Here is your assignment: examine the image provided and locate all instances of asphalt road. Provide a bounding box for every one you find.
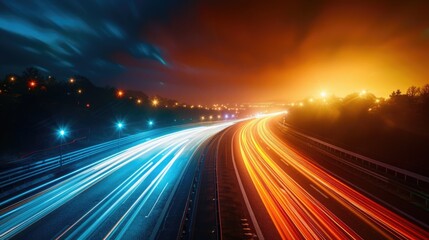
[3,115,429,239]
[0,122,234,239]
[212,114,429,239]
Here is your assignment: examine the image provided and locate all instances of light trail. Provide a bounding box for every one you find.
[235,116,429,239]
[0,122,234,239]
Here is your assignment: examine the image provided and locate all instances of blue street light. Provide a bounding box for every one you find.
[57,128,67,167]
[115,121,125,150]
[59,130,65,137]
[58,128,67,137]
[148,120,154,127]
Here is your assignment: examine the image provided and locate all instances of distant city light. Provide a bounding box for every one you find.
[137,99,142,104]
[209,115,213,120]
[320,91,327,98]
[360,90,367,96]
[309,98,314,102]
[78,89,82,94]
[201,116,205,120]
[225,114,229,119]
[217,115,221,119]
[69,78,75,83]
[28,80,36,88]
[10,76,15,81]
[117,90,124,98]
[152,99,159,107]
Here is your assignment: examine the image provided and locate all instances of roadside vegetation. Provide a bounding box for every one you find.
[284,85,429,174]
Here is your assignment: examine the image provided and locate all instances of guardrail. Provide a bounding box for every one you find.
[279,122,429,209]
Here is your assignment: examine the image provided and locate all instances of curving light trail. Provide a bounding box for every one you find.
[235,116,429,239]
[0,122,233,239]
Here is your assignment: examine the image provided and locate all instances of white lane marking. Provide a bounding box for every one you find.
[54,161,154,240]
[309,184,329,199]
[231,131,265,240]
[145,183,169,218]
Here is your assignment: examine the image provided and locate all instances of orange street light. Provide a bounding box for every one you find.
[117,90,124,98]
[152,99,159,107]
[28,80,37,88]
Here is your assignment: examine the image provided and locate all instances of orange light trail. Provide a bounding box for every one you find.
[235,116,429,239]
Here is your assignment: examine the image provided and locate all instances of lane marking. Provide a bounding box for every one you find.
[309,184,329,199]
[145,183,169,218]
[231,131,265,240]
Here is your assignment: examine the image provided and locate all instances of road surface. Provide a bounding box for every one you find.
[0,122,234,239]
[211,114,429,239]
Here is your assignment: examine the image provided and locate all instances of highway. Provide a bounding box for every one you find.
[212,115,429,239]
[0,122,234,239]
[2,115,429,239]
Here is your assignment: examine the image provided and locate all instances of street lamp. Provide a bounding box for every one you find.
[152,99,159,107]
[115,121,124,149]
[116,121,124,137]
[116,90,125,98]
[148,120,154,127]
[57,128,67,167]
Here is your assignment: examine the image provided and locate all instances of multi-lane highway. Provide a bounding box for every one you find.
[211,114,429,239]
[0,122,234,239]
[2,115,429,239]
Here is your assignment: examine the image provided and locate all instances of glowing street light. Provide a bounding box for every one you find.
[117,90,124,98]
[115,121,125,149]
[28,80,37,88]
[59,129,66,137]
[148,120,154,127]
[116,122,124,130]
[320,91,327,98]
[201,116,205,121]
[57,128,68,167]
[152,99,159,107]
[69,78,75,83]
[10,76,15,82]
[137,99,142,104]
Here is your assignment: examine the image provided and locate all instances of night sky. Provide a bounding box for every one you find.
[1,0,429,104]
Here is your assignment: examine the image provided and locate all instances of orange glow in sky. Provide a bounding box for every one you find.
[133,1,429,104]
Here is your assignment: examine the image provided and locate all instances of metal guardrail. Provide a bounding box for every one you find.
[281,123,429,185]
[279,122,429,209]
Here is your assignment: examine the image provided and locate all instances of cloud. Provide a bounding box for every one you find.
[0,0,177,82]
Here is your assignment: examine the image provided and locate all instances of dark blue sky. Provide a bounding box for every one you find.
[0,1,185,89]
